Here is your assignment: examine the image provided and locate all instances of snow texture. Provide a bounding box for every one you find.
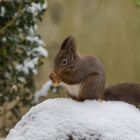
[34,80,52,103]
[6,98,140,140]
[16,36,48,74]
[0,6,6,17]
[16,58,39,74]
[26,2,47,16]
[16,35,48,75]
[15,1,48,75]
[34,81,63,103]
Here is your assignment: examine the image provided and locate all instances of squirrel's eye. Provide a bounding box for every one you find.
[62,58,67,65]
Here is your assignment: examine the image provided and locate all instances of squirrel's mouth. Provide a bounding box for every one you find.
[51,66,75,85]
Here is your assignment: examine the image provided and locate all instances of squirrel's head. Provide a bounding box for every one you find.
[54,36,78,75]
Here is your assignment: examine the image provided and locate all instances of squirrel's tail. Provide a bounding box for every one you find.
[103,83,140,108]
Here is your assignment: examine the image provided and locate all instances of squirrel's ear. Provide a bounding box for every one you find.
[61,36,76,51]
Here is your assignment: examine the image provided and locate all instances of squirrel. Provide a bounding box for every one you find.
[49,36,140,108]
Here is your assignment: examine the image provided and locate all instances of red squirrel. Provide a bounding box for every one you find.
[49,36,140,108]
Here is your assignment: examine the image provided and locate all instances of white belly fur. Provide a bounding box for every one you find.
[62,83,81,97]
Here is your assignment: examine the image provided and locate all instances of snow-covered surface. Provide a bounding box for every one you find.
[6,99,140,140]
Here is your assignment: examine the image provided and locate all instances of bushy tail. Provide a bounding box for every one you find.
[103,83,140,108]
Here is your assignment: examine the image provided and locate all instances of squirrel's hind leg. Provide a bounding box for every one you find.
[79,74,105,101]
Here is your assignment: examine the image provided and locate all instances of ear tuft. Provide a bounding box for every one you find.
[61,36,76,50]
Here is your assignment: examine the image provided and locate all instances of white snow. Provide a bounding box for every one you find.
[0,6,6,17]
[16,58,39,74]
[34,81,63,103]
[33,46,48,57]
[18,77,26,84]
[26,36,45,46]
[6,98,140,140]
[26,1,47,16]
[26,36,48,57]
[13,1,48,75]
[15,36,48,74]
[2,37,7,42]
[34,80,52,103]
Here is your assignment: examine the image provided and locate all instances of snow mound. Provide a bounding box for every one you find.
[6,99,140,140]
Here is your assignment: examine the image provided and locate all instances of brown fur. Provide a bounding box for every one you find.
[104,83,140,108]
[51,36,140,108]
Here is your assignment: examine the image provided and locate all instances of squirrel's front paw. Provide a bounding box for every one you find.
[98,98,104,103]
[49,72,61,87]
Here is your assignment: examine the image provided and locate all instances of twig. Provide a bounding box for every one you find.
[0,0,24,35]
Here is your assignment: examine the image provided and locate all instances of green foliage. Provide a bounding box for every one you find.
[0,0,47,133]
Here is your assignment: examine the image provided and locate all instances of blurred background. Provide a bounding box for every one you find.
[37,0,140,87]
[0,0,140,138]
